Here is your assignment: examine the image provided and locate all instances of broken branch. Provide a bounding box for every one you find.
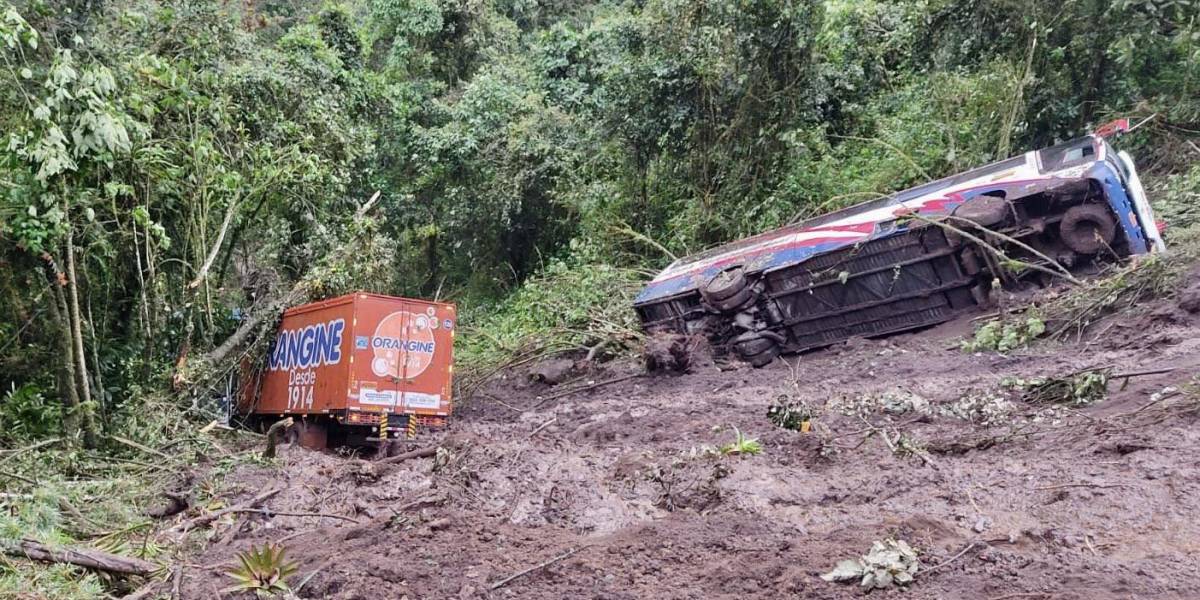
[922,541,978,575]
[2,539,157,576]
[528,417,557,439]
[226,508,361,524]
[490,545,588,590]
[528,374,643,410]
[262,417,294,459]
[170,487,282,534]
[108,435,174,462]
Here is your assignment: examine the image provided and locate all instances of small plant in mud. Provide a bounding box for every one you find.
[961,315,1045,354]
[719,428,763,456]
[821,538,921,589]
[1004,368,1110,406]
[767,397,814,431]
[225,542,299,598]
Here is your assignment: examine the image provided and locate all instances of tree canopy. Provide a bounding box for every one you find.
[1,0,1198,447]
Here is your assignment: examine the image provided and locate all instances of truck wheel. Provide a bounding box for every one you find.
[1060,203,1116,254]
[701,267,747,302]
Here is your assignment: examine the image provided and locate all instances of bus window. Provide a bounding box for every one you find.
[1038,138,1097,173]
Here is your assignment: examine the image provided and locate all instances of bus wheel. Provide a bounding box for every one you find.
[1060,204,1116,254]
[953,194,1011,228]
[733,332,779,367]
[701,267,747,303]
[709,285,757,313]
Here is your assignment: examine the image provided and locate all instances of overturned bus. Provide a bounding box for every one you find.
[634,132,1166,366]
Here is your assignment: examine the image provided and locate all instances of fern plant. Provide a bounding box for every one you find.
[224,543,298,598]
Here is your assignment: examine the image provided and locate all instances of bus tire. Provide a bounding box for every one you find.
[734,336,774,357]
[746,345,780,368]
[953,194,1010,228]
[1060,203,1116,254]
[709,285,756,313]
[701,267,747,302]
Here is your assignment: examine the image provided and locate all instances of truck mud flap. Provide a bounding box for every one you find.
[763,226,978,352]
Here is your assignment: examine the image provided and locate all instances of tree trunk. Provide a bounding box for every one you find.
[44,258,81,441]
[424,229,440,297]
[64,222,99,449]
[200,287,306,369]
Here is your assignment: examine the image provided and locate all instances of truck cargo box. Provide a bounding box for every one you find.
[237,292,456,448]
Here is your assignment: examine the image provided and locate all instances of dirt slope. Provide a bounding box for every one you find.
[176,279,1200,600]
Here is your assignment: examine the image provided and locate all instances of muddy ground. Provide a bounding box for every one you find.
[169,278,1200,600]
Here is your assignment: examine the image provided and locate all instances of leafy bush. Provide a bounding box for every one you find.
[1150,164,1200,231]
[456,256,644,378]
[767,397,814,431]
[1005,370,1110,407]
[961,316,1046,354]
[0,383,60,441]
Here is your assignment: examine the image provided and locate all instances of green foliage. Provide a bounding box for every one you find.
[0,0,1195,595]
[0,564,105,600]
[0,444,169,599]
[1005,369,1111,407]
[962,315,1046,354]
[0,383,60,440]
[1150,163,1200,230]
[456,254,643,377]
[225,542,299,597]
[6,0,1196,440]
[718,427,763,456]
[1041,251,1187,342]
[767,396,813,431]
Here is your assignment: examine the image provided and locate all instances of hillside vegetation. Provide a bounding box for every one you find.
[1,0,1199,595]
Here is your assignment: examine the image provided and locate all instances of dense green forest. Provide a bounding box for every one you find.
[2,0,1199,595]
[2,0,1199,474]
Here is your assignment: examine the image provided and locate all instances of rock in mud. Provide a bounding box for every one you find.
[1178,282,1200,313]
[531,358,577,385]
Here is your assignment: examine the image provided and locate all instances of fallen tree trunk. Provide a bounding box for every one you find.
[194,289,306,378]
[2,539,157,576]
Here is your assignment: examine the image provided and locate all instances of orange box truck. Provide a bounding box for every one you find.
[237,292,456,449]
